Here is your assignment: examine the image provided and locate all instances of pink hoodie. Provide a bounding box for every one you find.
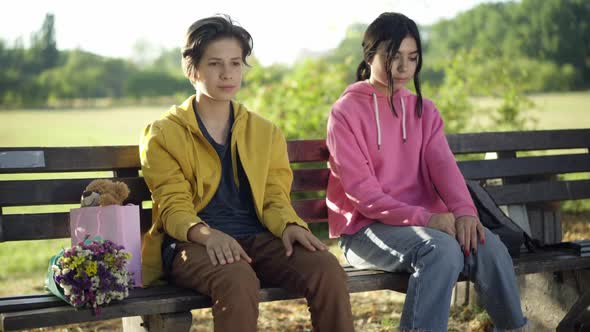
[326,81,477,238]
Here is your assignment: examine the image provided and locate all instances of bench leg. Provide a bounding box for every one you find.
[556,290,590,332]
[122,313,193,332]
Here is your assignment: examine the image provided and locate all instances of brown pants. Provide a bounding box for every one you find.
[170,232,354,332]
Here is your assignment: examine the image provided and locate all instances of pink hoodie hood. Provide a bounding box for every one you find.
[326,81,476,238]
[341,81,413,147]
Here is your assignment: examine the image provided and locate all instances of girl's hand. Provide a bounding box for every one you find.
[281,224,327,256]
[427,213,456,236]
[455,215,485,256]
[188,224,252,266]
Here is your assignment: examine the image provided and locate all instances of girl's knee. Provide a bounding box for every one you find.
[478,230,512,263]
[417,236,463,272]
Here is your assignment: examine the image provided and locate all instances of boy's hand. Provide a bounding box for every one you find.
[188,224,252,266]
[427,212,456,236]
[281,224,327,256]
[455,215,485,256]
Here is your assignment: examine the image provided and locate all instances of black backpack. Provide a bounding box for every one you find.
[465,180,539,258]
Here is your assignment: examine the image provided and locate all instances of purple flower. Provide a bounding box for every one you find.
[50,238,133,315]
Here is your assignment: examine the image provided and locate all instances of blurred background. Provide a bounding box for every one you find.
[0,0,588,145]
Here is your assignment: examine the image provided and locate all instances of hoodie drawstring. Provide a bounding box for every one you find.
[372,93,382,150]
[372,92,408,149]
[401,97,407,142]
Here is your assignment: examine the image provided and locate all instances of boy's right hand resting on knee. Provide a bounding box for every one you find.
[188,224,252,266]
[427,213,456,236]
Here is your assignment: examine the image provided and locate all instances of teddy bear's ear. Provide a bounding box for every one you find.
[99,193,119,207]
[85,179,110,193]
[84,179,99,192]
[114,182,130,202]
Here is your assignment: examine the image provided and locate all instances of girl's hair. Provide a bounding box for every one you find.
[181,14,253,83]
[356,12,423,117]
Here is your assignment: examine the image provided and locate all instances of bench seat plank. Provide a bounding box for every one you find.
[0,269,407,331]
[3,250,590,330]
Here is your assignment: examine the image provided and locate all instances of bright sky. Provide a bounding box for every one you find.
[1,0,501,66]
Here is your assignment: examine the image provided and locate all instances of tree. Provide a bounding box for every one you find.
[239,58,348,140]
[518,0,590,85]
[30,13,59,71]
[424,49,536,133]
[325,23,366,83]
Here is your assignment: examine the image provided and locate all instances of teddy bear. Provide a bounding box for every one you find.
[80,179,130,207]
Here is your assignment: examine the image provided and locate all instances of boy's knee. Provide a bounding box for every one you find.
[306,251,348,288]
[216,262,260,295]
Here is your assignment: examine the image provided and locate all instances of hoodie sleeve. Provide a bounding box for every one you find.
[327,109,432,226]
[424,109,477,219]
[140,122,204,242]
[261,126,310,237]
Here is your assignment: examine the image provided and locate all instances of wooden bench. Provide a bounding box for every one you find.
[1,129,590,331]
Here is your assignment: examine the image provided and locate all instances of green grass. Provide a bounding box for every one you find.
[0,91,587,148]
[527,91,590,129]
[0,239,70,296]
[0,105,165,146]
[474,90,590,130]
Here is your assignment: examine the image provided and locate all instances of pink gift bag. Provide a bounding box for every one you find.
[69,205,143,287]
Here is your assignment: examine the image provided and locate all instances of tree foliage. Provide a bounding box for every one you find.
[426,0,589,87]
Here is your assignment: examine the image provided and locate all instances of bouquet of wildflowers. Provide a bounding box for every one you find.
[45,236,134,314]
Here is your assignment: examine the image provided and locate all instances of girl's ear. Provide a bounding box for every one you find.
[366,53,376,66]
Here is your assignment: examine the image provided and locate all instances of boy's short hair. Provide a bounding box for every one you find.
[182,14,253,83]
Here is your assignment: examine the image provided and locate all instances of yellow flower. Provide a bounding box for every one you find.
[60,257,71,267]
[70,255,85,269]
[85,261,98,277]
[104,254,115,268]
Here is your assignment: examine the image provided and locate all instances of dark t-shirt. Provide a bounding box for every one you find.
[162,105,268,273]
[194,106,267,237]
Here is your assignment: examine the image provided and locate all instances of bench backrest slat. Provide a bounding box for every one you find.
[292,169,330,192]
[2,130,587,174]
[487,179,590,205]
[1,129,589,243]
[447,129,590,154]
[286,140,329,163]
[1,209,154,242]
[291,199,328,223]
[2,213,69,241]
[458,154,590,180]
[2,152,588,207]
[0,178,150,206]
[3,178,588,242]
[0,146,139,173]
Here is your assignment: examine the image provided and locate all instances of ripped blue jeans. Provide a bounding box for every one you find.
[340,223,528,332]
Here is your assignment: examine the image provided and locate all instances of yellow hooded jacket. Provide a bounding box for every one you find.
[139,95,309,286]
